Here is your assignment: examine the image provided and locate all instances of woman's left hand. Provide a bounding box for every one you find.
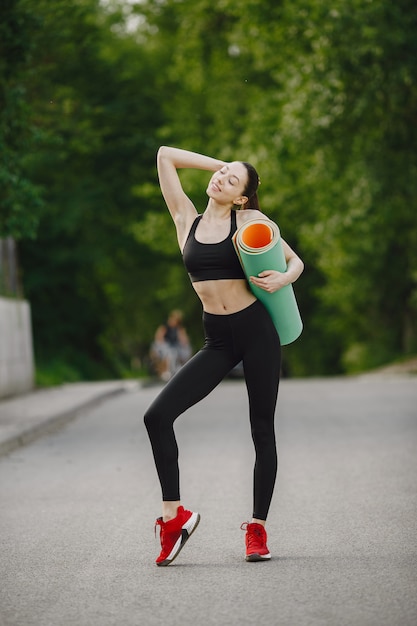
[249,270,290,293]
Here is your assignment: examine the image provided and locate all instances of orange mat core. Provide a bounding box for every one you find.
[241,223,272,248]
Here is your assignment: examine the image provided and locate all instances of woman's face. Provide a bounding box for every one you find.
[206,162,248,206]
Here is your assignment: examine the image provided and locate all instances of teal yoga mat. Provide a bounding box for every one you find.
[233,219,303,345]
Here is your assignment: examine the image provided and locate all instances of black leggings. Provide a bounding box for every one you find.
[144,299,281,520]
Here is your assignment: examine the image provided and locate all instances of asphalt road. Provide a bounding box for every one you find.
[1,377,416,626]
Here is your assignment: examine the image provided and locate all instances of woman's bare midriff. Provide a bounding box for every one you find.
[192,278,257,314]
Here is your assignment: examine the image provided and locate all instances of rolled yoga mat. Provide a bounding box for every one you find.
[233,219,303,345]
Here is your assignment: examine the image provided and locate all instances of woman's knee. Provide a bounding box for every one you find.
[144,404,161,436]
[144,400,176,438]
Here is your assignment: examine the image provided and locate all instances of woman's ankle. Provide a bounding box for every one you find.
[251,517,266,527]
[162,500,181,522]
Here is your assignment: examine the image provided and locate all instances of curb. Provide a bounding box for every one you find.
[0,383,139,458]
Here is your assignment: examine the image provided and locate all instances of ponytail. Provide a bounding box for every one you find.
[241,162,261,211]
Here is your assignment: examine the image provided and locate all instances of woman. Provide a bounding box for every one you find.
[144,146,304,566]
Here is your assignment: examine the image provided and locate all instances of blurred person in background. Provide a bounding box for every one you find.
[150,310,192,382]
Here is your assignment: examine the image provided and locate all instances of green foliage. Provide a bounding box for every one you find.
[15,0,168,376]
[0,0,44,238]
[35,358,85,388]
[143,0,417,374]
[5,0,417,379]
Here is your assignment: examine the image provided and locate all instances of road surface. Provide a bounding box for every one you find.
[1,376,416,626]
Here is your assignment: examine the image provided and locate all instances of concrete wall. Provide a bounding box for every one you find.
[0,297,34,398]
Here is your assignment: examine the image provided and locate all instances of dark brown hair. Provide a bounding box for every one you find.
[241,162,260,210]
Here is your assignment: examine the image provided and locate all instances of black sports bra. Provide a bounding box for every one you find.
[182,211,246,283]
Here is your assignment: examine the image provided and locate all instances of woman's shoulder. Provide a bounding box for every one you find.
[236,209,271,226]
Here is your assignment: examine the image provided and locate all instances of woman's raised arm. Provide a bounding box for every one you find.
[157,146,226,223]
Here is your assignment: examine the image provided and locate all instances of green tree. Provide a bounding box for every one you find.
[272,0,417,370]
[17,0,170,379]
[0,0,43,239]
[10,0,417,380]
[139,0,417,374]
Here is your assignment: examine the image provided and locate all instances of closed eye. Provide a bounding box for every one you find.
[219,165,239,185]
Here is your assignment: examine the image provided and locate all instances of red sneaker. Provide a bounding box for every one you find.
[155,506,200,566]
[241,522,271,561]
